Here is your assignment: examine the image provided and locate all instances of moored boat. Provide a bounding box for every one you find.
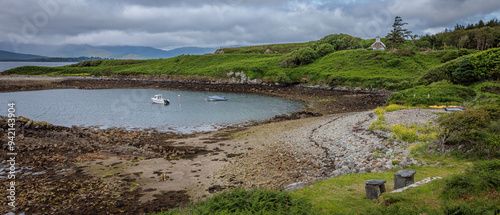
[151,94,170,105]
[208,96,227,101]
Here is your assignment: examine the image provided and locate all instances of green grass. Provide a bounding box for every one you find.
[388,81,477,106]
[219,41,315,54]
[3,49,451,90]
[292,158,470,215]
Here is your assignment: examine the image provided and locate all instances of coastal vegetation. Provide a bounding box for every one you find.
[2,18,500,215]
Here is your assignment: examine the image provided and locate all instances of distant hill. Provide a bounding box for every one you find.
[0,50,47,60]
[0,42,217,59]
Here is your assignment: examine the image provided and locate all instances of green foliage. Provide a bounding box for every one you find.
[295,47,319,65]
[394,47,415,57]
[280,47,319,68]
[219,41,315,54]
[385,58,401,67]
[72,59,103,67]
[312,33,361,51]
[386,16,412,49]
[421,48,500,86]
[452,57,482,85]
[441,50,459,62]
[316,43,335,56]
[391,124,419,143]
[384,104,408,112]
[439,109,490,135]
[468,47,500,80]
[275,72,291,84]
[157,188,316,215]
[388,81,476,106]
[369,108,386,130]
[480,82,500,94]
[442,160,500,199]
[437,106,500,159]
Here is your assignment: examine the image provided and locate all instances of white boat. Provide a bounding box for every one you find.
[151,94,170,105]
[208,96,227,101]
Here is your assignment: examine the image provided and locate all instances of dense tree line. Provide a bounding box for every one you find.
[416,19,500,50]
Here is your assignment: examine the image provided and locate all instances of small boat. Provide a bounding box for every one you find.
[443,107,466,112]
[208,96,227,101]
[151,94,170,105]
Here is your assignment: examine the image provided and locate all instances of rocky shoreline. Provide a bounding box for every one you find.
[0,75,397,214]
[221,109,444,191]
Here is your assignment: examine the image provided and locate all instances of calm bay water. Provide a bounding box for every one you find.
[0,89,303,133]
[0,61,75,72]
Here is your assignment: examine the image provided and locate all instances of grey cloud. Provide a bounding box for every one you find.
[0,0,499,49]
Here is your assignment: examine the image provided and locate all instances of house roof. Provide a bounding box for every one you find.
[371,36,386,48]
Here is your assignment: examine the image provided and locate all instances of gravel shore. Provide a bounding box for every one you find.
[222,108,444,190]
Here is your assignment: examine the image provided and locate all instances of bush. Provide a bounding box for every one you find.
[280,47,318,67]
[441,50,459,62]
[160,188,316,215]
[391,124,418,143]
[388,81,476,106]
[394,47,415,57]
[468,47,500,81]
[385,104,407,112]
[421,48,500,86]
[438,106,500,159]
[439,109,491,134]
[326,75,343,86]
[316,43,335,56]
[452,57,482,85]
[385,58,401,67]
[442,160,500,199]
[275,72,291,84]
[313,33,362,51]
[75,59,102,67]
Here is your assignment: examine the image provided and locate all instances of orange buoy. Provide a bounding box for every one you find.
[149,101,151,103]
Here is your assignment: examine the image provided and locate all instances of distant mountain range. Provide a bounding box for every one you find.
[0,42,218,60]
[0,50,47,60]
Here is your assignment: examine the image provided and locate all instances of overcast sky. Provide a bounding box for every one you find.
[1,0,500,50]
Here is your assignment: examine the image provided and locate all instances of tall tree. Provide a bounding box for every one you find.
[386,16,412,50]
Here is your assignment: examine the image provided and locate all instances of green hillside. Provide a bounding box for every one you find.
[3,32,500,106]
[2,48,450,90]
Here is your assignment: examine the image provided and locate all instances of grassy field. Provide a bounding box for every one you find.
[3,48,451,90]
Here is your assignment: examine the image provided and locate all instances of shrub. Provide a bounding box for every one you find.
[76,59,102,67]
[275,72,291,84]
[442,160,500,199]
[439,109,490,134]
[388,81,476,106]
[437,106,500,159]
[326,75,343,86]
[452,57,482,85]
[468,47,500,81]
[280,55,299,68]
[161,188,316,215]
[421,48,500,85]
[394,47,415,57]
[313,33,362,51]
[384,104,407,112]
[295,47,319,65]
[385,58,401,67]
[391,124,418,143]
[441,50,459,62]
[280,47,318,67]
[316,43,335,56]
